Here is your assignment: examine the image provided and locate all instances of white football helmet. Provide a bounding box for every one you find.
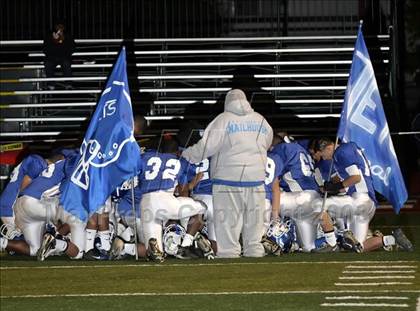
[163,224,186,256]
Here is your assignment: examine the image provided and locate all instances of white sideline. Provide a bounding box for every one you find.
[321,303,409,308]
[339,276,415,280]
[325,296,409,300]
[335,282,413,286]
[342,270,417,274]
[345,265,418,269]
[1,290,419,300]
[1,260,419,270]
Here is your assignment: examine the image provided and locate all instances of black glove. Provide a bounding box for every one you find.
[324,181,344,195]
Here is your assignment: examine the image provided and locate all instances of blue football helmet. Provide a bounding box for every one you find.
[264,218,297,254]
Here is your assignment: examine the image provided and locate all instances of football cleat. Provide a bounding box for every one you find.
[37,233,56,261]
[175,246,200,260]
[146,238,165,263]
[84,248,110,260]
[194,232,215,260]
[341,230,363,253]
[392,228,414,252]
[109,236,126,260]
[311,242,339,253]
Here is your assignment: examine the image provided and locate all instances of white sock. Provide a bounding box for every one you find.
[324,231,337,247]
[383,235,396,246]
[124,243,135,256]
[0,237,8,251]
[181,233,194,247]
[85,229,97,251]
[98,230,111,251]
[54,238,68,254]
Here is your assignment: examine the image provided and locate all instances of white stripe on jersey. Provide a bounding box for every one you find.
[283,171,303,192]
[345,164,369,193]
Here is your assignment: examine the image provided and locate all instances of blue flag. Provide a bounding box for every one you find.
[60,47,142,221]
[337,25,407,213]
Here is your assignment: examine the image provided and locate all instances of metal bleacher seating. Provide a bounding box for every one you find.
[0,35,391,143]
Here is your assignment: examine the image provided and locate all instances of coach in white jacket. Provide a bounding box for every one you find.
[182,89,273,257]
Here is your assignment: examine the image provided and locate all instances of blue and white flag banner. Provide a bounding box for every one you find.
[60,47,142,221]
[337,25,408,213]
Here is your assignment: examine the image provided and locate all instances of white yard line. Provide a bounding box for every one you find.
[335,282,413,286]
[339,276,415,280]
[342,270,416,274]
[1,290,420,299]
[325,296,409,300]
[321,302,409,308]
[1,260,418,270]
[345,265,418,269]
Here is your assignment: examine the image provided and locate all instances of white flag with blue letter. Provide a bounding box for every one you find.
[60,47,142,221]
[338,25,407,213]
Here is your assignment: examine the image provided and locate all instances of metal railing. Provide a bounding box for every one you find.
[1,0,392,40]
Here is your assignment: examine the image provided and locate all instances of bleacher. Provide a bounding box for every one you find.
[0,35,391,143]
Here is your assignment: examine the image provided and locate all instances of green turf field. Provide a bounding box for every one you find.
[1,212,419,311]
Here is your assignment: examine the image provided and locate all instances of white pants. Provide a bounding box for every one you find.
[264,199,272,231]
[14,195,85,258]
[141,191,205,251]
[279,190,321,252]
[193,194,216,241]
[14,196,54,256]
[322,193,375,243]
[212,184,266,258]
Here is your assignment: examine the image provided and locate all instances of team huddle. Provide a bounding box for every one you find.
[0,90,414,262]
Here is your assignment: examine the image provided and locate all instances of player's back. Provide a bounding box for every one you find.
[187,158,212,195]
[21,159,67,200]
[272,142,318,192]
[334,142,376,202]
[0,154,47,212]
[139,151,186,194]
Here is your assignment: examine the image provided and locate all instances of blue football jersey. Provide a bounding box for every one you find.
[0,154,47,217]
[21,159,67,200]
[139,151,188,194]
[333,142,377,203]
[182,158,213,195]
[271,142,319,192]
[264,152,284,201]
[116,176,142,218]
[118,187,142,218]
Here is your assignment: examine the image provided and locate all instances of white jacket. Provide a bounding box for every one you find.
[182,89,273,186]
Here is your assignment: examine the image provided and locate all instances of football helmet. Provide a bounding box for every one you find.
[262,218,296,255]
[163,223,186,256]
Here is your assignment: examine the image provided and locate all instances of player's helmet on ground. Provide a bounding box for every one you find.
[263,218,297,255]
[163,223,186,256]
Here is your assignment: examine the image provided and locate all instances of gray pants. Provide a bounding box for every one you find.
[212,184,265,258]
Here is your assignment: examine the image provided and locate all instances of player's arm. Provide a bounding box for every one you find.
[271,177,280,221]
[178,172,204,197]
[324,166,361,193]
[20,175,32,190]
[182,117,224,163]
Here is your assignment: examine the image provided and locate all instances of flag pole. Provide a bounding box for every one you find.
[130,177,139,261]
[320,136,339,213]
